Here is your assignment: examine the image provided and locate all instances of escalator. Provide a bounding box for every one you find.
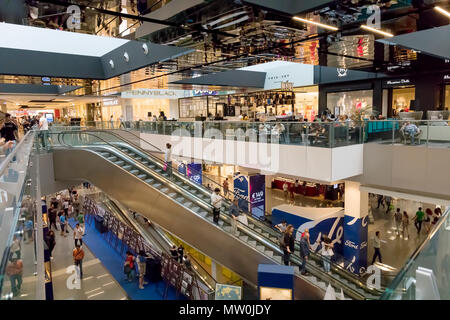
[50,129,381,300]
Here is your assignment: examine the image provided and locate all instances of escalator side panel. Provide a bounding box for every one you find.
[53,149,275,286]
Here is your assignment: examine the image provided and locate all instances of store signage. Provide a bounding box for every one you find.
[337,68,348,77]
[384,78,411,87]
[121,89,188,99]
[66,5,81,30]
[280,81,293,90]
[444,74,450,81]
[192,90,218,96]
[103,98,119,106]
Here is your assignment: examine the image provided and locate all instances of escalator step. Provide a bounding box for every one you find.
[256,245,265,252]
[218,220,224,227]
[265,251,274,257]
[248,240,256,247]
[149,165,156,169]
[135,157,143,161]
[100,152,110,157]
[123,165,132,170]
[270,237,278,242]
[239,235,248,242]
[273,255,282,264]
[142,161,149,165]
[198,211,208,218]
[145,178,154,184]
[114,160,125,166]
[175,197,185,203]
[183,201,193,208]
[130,169,139,175]
[317,281,327,290]
[255,228,262,233]
[175,181,182,186]
[138,174,146,179]
[168,193,177,198]
[107,156,117,161]
[160,187,169,193]
[153,183,162,189]
[262,232,269,238]
[191,206,200,213]
[249,223,254,229]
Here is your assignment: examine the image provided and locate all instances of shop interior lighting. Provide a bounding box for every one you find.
[434,6,450,18]
[292,16,338,31]
[360,24,393,37]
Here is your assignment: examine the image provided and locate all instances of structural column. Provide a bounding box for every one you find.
[343,181,369,275]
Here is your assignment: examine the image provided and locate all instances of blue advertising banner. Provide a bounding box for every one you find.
[272,206,344,256]
[233,174,249,212]
[177,163,186,176]
[249,174,265,218]
[343,215,368,275]
[187,163,202,185]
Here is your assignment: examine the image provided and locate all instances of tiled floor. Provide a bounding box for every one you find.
[48,224,128,300]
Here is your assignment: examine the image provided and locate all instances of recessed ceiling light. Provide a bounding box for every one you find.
[360,25,393,37]
[292,16,338,31]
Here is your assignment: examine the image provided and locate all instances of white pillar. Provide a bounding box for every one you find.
[343,181,369,275]
[169,99,179,120]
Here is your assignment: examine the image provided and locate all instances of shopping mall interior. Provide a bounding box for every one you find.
[0,0,449,304]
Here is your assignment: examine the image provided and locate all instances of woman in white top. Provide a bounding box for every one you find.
[164,143,173,179]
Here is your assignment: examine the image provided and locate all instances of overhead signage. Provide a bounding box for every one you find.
[102,98,119,106]
[383,78,413,87]
[337,68,348,77]
[121,89,235,99]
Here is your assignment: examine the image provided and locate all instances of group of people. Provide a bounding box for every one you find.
[45,187,86,279]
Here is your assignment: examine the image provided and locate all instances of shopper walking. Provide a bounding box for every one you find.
[321,235,334,274]
[282,182,289,201]
[385,196,392,214]
[124,251,136,282]
[210,188,222,225]
[414,207,425,234]
[136,250,148,290]
[371,231,383,264]
[376,195,384,209]
[170,245,178,261]
[10,235,21,260]
[176,245,184,264]
[229,198,240,236]
[73,244,85,279]
[394,208,403,236]
[38,112,49,149]
[59,213,68,237]
[424,208,433,233]
[6,255,23,297]
[77,211,85,235]
[45,230,56,260]
[222,178,229,198]
[402,211,410,239]
[0,113,18,152]
[109,115,114,129]
[164,143,173,179]
[281,225,295,266]
[48,204,58,231]
[299,229,311,275]
[74,223,83,247]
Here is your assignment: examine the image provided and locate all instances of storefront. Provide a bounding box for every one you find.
[203,163,237,186]
[443,74,450,110]
[178,94,228,120]
[326,89,373,117]
[293,85,318,121]
[381,78,415,117]
[101,98,122,122]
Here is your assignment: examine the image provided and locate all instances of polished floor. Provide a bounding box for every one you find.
[49,223,128,300]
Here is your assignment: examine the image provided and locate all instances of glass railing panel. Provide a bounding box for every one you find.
[381,207,449,300]
[0,132,38,300]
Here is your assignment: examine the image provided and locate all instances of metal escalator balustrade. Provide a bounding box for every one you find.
[50,130,370,299]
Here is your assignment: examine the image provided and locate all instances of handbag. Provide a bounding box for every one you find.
[124,264,131,274]
[163,163,167,171]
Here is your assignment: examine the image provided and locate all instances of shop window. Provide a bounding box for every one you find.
[392,87,415,114]
[445,85,450,110]
[326,90,373,116]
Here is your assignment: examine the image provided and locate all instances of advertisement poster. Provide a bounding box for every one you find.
[215,284,242,300]
[178,163,186,176]
[233,174,249,212]
[343,215,368,275]
[187,163,202,185]
[249,174,265,218]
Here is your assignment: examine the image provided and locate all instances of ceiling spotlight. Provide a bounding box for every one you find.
[109,59,114,69]
[123,52,129,62]
[435,6,450,18]
[360,25,393,37]
[292,16,338,31]
[142,43,149,55]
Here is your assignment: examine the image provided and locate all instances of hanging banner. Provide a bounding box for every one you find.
[233,174,249,212]
[249,174,265,218]
[187,163,202,185]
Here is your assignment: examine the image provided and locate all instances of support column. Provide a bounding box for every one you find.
[343,181,369,275]
[169,99,179,120]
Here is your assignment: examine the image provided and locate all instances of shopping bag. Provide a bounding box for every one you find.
[163,163,167,171]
